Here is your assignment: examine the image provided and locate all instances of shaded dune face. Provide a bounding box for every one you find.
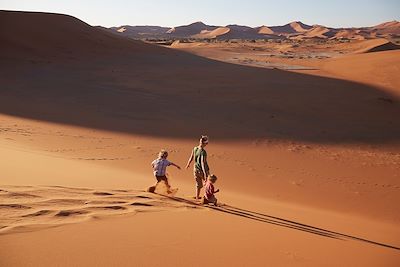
[1,11,400,143]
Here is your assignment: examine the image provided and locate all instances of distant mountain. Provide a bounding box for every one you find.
[107,20,400,40]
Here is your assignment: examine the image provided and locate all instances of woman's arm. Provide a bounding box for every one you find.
[201,154,209,177]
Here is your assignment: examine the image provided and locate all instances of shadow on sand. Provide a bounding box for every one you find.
[164,195,400,251]
[1,10,400,144]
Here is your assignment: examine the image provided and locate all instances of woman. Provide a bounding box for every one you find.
[185,135,210,200]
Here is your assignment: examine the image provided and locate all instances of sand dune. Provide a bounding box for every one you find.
[350,38,400,53]
[0,185,192,235]
[257,25,274,34]
[216,24,264,39]
[333,29,365,40]
[108,19,399,40]
[302,25,331,38]
[1,11,399,143]
[1,131,399,265]
[167,21,217,37]
[1,10,400,267]
[268,21,313,34]
[289,21,313,32]
[193,27,230,38]
[320,50,400,96]
[364,41,400,53]
[0,11,165,62]
[370,20,400,35]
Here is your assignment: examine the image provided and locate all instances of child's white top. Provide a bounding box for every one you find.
[151,158,171,176]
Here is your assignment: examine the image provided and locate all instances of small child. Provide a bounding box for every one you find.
[202,174,220,205]
[149,149,180,194]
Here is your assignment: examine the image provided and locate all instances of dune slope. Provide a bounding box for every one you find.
[1,11,400,144]
[1,11,400,266]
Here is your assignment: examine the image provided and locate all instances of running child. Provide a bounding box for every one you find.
[149,149,181,193]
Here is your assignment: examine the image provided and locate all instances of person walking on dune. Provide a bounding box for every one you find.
[149,149,181,194]
[185,135,210,200]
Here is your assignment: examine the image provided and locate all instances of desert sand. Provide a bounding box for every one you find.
[1,10,400,266]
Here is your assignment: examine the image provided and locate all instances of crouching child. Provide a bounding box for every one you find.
[202,174,219,205]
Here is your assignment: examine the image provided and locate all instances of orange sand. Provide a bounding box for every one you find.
[1,10,400,266]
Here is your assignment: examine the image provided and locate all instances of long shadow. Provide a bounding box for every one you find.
[1,11,400,144]
[164,195,400,251]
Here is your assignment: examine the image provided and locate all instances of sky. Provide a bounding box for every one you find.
[0,0,399,28]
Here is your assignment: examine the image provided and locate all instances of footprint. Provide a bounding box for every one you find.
[85,200,127,205]
[4,192,40,198]
[55,210,89,217]
[135,196,152,199]
[22,210,52,217]
[94,206,127,210]
[0,204,31,209]
[93,192,114,196]
[38,199,86,205]
[130,202,153,207]
[48,185,91,191]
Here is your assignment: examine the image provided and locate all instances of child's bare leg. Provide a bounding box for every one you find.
[196,187,201,199]
[164,179,171,189]
[164,179,172,193]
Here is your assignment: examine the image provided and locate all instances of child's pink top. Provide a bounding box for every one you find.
[204,181,215,199]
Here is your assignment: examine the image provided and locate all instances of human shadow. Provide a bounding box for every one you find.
[163,195,400,251]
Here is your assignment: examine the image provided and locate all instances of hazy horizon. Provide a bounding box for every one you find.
[0,0,399,28]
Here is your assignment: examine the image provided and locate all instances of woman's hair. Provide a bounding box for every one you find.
[200,135,209,144]
[209,174,217,182]
[158,149,168,159]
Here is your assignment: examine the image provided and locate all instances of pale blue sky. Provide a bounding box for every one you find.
[0,0,399,28]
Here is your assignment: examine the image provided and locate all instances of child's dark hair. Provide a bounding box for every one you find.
[209,174,217,182]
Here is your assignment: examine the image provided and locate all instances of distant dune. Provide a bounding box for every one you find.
[193,27,230,38]
[302,25,331,38]
[167,21,218,37]
[370,20,400,35]
[364,41,400,53]
[269,21,313,34]
[289,21,313,32]
[256,25,274,34]
[108,19,400,40]
[1,11,400,267]
[334,29,365,40]
[352,38,400,53]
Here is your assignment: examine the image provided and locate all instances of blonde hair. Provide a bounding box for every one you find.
[158,149,168,159]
